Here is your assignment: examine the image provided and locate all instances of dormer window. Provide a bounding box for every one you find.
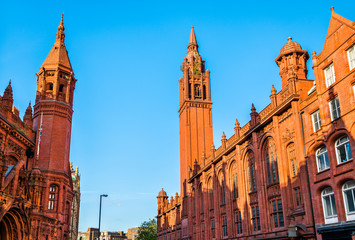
[324,63,335,87]
[347,44,355,70]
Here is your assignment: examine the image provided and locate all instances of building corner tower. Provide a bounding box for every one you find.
[31,14,76,240]
[179,27,213,195]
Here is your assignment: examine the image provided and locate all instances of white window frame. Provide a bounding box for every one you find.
[342,180,355,221]
[321,187,338,224]
[347,44,355,70]
[316,146,330,172]
[329,97,341,121]
[311,110,321,132]
[335,136,353,164]
[324,63,335,87]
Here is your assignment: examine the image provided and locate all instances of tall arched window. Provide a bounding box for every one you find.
[316,146,330,172]
[194,84,201,99]
[248,151,256,192]
[208,179,214,209]
[342,180,355,221]
[199,184,204,213]
[335,136,353,164]
[287,143,297,177]
[321,187,338,224]
[48,184,58,210]
[264,139,279,185]
[219,173,226,205]
[230,162,238,200]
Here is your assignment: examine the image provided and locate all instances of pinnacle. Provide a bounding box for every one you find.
[189,26,197,46]
[56,13,65,43]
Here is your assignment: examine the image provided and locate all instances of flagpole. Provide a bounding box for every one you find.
[35,112,43,168]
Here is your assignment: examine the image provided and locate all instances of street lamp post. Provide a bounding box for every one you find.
[98,194,108,240]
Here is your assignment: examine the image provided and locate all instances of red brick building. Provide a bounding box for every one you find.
[157,9,355,240]
[0,15,78,240]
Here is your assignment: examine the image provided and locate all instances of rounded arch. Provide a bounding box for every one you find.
[336,177,355,189]
[326,128,350,144]
[316,184,334,196]
[257,132,275,150]
[0,208,29,240]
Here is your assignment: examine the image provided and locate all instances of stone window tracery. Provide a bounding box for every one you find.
[247,151,256,192]
[264,139,279,185]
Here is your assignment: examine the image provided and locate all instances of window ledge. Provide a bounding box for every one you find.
[336,159,353,167]
[316,167,331,175]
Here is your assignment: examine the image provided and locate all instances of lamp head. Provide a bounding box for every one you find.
[102,194,108,197]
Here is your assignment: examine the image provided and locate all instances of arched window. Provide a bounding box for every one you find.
[59,84,64,93]
[203,85,206,100]
[264,139,278,185]
[316,146,330,172]
[342,180,355,221]
[230,163,238,200]
[199,185,204,213]
[321,187,338,224]
[219,174,226,205]
[335,136,353,164]
[194,84,201,99]
[208,179,214,209]
[47,83,53,91]
[248,151,256,192]
[48,184,58,210]
[287,143,297,177]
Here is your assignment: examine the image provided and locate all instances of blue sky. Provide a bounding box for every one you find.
[1,0,354,233]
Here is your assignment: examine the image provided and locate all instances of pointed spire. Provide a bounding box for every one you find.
[56,13,65,43]
[235,118,240,128]
[41,14,72,70]
[271,85,277,95]
[222,131,226,140]
[188,26,198,51]
[189,26,197,45]
[251,103,256,113]
[3,80,13,110]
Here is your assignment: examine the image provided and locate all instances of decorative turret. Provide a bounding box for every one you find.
[270,85,277,107]
[35,14,76,106]
[250,104,259,126]
[221,132,227,149]
[157,188,168,211]
[2,81,13,110]
[275,37,309,88]
[234,118,240,138]
[23,102,33,127]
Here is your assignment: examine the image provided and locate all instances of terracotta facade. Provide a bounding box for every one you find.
[0,15,78,240]
[157,9,355,240]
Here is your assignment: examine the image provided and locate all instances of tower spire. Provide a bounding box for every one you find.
[188,26,198,51]
[56,13,65,43]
